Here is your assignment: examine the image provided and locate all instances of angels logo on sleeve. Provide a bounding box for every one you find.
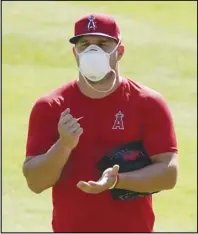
[112,111,124,130]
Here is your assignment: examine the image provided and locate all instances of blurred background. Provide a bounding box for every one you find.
[2,1,197,232]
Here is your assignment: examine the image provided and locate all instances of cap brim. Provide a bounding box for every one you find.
[69,33,118,44]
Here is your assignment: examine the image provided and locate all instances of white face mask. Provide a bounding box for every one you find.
[75,43,119,82]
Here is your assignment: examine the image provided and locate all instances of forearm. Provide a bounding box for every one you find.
[23,139,72,193]
[116,162,177,193]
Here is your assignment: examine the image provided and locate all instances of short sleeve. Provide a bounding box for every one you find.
[26,98,58,157]
[141,93,178,156]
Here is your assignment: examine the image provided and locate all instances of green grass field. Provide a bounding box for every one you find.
[2,1,197,232]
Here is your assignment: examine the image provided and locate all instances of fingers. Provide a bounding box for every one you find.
[59,110,83,127]
[58,109,84,149]
[77,181,90,188]
[59,110,84,135]
[77,181,92,193]
[68,124,82,136]
[111,164,119,176]
[87,181,98,186]
[77,180,104,194]
[59,114,73,125]
[61,108,70,117]
[77,166,120,194]
[73,127,83,136]
[68,122,80,130]
[67,119,78,128]
[89,177,108,186]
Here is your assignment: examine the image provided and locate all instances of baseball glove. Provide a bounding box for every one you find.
[96,141,159,200]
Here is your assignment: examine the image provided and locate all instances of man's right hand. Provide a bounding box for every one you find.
[58,108,83,150]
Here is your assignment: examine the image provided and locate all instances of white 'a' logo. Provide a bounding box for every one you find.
[112,111,124,130]
[88,15,96,31]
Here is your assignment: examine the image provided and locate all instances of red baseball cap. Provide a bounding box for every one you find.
[69,13,121,44]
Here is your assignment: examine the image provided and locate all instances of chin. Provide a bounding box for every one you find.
[88,73,113,85]
[86,78,105,85]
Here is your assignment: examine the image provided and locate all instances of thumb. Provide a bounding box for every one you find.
[111,164,119,176]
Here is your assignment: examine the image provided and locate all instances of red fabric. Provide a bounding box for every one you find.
[26,78,177,232]
[140,88,178,156]
[69,13,121,43]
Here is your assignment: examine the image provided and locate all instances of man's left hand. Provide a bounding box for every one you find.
[77,165,119,194]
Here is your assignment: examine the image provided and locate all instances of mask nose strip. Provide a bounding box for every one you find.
[86,49,98,52]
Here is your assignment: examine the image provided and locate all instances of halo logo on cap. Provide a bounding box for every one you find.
[88,15,97,31]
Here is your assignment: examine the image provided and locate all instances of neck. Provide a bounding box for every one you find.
[77,69,122,99]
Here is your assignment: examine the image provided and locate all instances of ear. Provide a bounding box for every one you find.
[72,47,76,56]
[117,43,125,61]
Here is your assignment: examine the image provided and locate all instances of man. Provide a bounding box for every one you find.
[23,13,178,232]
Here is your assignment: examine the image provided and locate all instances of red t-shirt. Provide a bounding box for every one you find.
[26,77,177,232]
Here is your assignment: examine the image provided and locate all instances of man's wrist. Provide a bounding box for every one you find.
[58,139,73,152]
[109,174,120,190]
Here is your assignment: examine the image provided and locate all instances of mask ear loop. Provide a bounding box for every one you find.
[75,40,121,93]
[80,69,117,93]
